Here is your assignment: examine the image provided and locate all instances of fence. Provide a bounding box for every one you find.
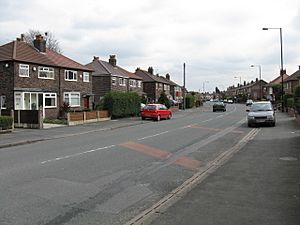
[0,109,43,129]
[67,110,110,125]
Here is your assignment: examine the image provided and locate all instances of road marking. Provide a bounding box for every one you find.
[119,141,171,159]
[137,131,169,140]
[174,156,202,170]
[216,115,224,118]
[124,128,260,225]
[40,145,115,164]
[190,125,244,134]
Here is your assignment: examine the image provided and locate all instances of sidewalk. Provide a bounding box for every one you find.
[143,112,300,225]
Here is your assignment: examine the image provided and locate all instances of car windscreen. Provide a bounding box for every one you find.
[250,103,273,112]
[144,105,157,110]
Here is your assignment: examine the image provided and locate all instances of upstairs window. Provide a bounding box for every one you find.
[65,70,77,81]
[137,80,142,88]
[19,64,29,77]
[111,77,116,86]
[83,72,89,82]
[38,67,55,79]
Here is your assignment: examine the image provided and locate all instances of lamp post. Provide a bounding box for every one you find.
[203,81,209,93]
[183,63,186,110]
[262,27,284,112]
[234,76,242,97]
[250,65,262,99]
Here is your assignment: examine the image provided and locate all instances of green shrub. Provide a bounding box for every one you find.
[185,94,195,109]
[283,93,294,108]
[294,86,300,115]
[0,116,13,129]
[103,91,140,119]
[158,92,171,109]
[286,98,294,108]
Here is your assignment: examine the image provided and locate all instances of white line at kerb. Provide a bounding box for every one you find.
[40,145,115,164]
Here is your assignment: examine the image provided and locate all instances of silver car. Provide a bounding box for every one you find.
[246,101,276,127]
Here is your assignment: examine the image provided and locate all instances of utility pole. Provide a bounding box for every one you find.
[183,63,186,110]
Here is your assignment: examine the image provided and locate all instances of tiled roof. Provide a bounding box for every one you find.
[269,74,289,84]
[135,69,171,84]
[0,40,92,71]
[284,70,300,82]
[86,58,142,80]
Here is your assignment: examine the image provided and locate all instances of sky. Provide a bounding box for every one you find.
[1,0,299,92]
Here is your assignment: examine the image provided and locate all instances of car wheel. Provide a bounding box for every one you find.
[141,117,145,120]
[156,115,161,121]
[248,123,252,127]
[167,113,171,119]
[271,122,276,127]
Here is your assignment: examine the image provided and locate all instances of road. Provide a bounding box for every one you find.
[0,103,274,225]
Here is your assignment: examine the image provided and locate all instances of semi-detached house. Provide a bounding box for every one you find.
[0,35,93,119]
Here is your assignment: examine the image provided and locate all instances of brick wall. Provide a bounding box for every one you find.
[0,62,14,110]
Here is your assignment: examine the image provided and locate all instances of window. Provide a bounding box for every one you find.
[65,70,77,81]
[112,77,116,86]
[137,81,142,88]
[0,95,6,109]
[129,79,136,87]
[64,92,80,107]
[38,67,55,79]
[14,92,22,110]
[83,72,89,82]
[44,93,57,108]
[19,64,29,77]
[119,78,126,86]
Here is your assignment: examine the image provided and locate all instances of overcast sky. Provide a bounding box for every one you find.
[1,0,299,92]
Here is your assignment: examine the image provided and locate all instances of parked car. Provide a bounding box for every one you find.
[141,104,172,121]
[246,99,253,106]
[227,99,233,104]
[246,101,276,127]
[213,101,226,112]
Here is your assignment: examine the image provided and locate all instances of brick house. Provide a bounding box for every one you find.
[265,72,289,101]
[159,73,182,102]
[283,67,300,95]
[135,67,172,102]
[86,55,143,104]
[0,35,93,119]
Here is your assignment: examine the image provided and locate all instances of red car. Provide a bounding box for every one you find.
[141,104,172,121]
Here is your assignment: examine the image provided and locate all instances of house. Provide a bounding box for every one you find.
[0,34,93,119]
[283,67,300,95]
[160,73,182,102]
[135,67,172,102]
[86,55,143,104]
[265,70,289,100]
[226,79,268,100]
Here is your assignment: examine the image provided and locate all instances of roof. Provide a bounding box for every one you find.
[269,74,289,84]
[86,58,142,80]
[284,69,300,82]
[0,40,92,71]
[135,68,171,84]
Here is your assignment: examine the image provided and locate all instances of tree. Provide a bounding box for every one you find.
[24,29,62,53]
[158,92,171,109]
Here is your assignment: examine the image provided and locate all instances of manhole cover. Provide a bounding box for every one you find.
[279,157,298,161]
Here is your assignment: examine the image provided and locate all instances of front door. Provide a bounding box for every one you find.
[83,97,89,109]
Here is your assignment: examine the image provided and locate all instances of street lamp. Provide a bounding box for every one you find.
[203,81,209,93]
[262,27,284,112]
[234,76,241,86]
[250,65,262,99]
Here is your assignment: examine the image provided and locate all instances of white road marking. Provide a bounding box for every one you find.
[40,145,115,164]
[137,131,169,140]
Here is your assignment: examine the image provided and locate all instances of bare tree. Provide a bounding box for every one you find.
[24,29,62,53]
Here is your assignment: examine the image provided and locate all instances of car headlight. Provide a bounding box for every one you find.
[267,115,274,119]
[248,116,255,120]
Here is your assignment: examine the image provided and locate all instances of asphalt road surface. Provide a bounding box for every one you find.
[0,103,277,225]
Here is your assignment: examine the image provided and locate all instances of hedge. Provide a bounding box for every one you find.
[103,91,140,119]
[294,86,300,115]
[0,116,13,130]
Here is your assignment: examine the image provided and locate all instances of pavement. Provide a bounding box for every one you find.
[1,110,299,225]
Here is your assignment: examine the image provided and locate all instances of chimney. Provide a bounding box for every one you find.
[148,67,153,74]
[109,55,117,67]
[93,56,99,61]
[33,34,46,52]
[244,81,246,86]
[256,78,258,82]
[166,73,170,80]
[280,69,286,75]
